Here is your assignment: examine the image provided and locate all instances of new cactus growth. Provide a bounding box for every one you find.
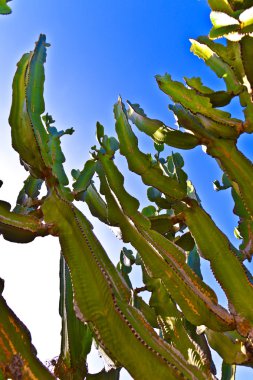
[2,0,253,379]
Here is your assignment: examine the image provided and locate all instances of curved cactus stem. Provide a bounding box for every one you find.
[205,329,252,365]
[114,98,187,201]
[82,184,111,225]
[156,74,243,137]
[183,199,253,334]
[207,139,253,219]
[214,175,253,261]
[127,101,200,149]
[189,39,242,93]
[0,201,48,243]
[42,190,214,380]
[95,157,235,332]
[72,160,97,197]
[0,279,55,379]
[55,256,93,379]
[221,362,236,380]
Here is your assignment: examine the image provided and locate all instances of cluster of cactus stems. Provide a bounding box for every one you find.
[2,0,253,379]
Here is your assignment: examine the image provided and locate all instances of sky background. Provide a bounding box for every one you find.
[0,0,252,378]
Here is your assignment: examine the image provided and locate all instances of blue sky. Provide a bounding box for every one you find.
[0,0,252,378]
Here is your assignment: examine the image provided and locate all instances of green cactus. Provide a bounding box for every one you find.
[3,1,253,379]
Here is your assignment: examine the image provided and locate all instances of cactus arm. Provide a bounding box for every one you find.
[82,183,111,224]
[183,199,253,334]
[0,0,11,14]
[231,188,253,260]
[8,52,46,178]
[184,77,235,107]
[156,74,243,135]
[0,201,48,243]
[0,280,55,379]
[170,104,214,140]
[9,37,50,179]
[75,176,159,328]
[25,35,51,171]
[42,190,211,380]
[72,160,97,198]
[205,329,251,365]
[127,101,200,149]
[96,156,235,332]
[240,36,253,90]
[114,98,187,201]
[189,39,242,93]
[46,128,72,187]
[221,362,236,380]
[207,0,233,14]
[214,176,253,260]
[55,256,92,379]
[207,139,253,218]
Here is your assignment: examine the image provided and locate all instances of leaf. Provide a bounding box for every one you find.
[117,249,133,288]
[154,142,164,152]
[175,232,195,251]
[167,153,188,191]
[24,176,43,199]
[147,187,162,201]
[142,205,157,217]
[149,215,177,235]
[0,0,11,14]
[187,246,203,279]
[108,137,119,152]
[71,169,80,180]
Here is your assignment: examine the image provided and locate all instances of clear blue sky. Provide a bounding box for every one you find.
[0,0,252,378]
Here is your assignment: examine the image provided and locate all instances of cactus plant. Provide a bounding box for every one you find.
[2,0,253,379]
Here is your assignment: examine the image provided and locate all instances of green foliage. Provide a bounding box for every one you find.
[2,1,253,379]
[0,0,12,15]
